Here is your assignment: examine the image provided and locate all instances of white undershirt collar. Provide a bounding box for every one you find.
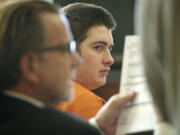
[4,90,44,108]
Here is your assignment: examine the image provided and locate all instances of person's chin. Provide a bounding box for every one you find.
[64,84,74,102]
[101,77,106,84]
[59,92,73,103]
[96,78,106,87]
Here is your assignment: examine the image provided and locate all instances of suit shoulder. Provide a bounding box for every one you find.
[24,108,101,135]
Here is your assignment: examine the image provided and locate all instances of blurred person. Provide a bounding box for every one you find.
[57,2,117,120]
[139,0,180,134]
[0,1,98,135]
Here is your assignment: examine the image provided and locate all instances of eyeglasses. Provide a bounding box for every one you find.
[35,40,76,54]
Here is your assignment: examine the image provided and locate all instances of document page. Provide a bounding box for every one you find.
[116,35,157,135]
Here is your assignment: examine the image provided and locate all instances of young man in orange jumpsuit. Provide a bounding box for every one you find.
[57,3,117,120]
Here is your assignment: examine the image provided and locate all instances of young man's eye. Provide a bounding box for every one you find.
[109,46,113,52]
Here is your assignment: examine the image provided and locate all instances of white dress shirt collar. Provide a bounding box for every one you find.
[4,90,44,108]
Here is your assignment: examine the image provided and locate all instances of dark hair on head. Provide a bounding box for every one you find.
[0,0,59,90]
[62,2,116,44]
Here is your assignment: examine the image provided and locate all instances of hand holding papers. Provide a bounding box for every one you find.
[116,35,157,135]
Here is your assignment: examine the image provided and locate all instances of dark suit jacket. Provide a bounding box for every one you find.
[0,93,101,135]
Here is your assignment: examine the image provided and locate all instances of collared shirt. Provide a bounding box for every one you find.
[4,90,104,134]
[4,90,44,108]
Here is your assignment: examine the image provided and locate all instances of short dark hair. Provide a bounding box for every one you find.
[0,0,59,90]
[62,2,116,44]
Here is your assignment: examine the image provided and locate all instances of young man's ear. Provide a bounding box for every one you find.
[19,52,40,84]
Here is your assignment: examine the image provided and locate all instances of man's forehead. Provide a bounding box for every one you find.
[39,12,70,46]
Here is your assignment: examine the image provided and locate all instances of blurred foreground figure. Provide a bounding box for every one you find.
[140,0,180,134]
[0,1,100,135]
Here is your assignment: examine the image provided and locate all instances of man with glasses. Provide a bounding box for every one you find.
[0,1,135,135]
[0,1,100,134]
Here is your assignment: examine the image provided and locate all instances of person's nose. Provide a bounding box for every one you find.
[103,50,114,66]
[71,51,82,69]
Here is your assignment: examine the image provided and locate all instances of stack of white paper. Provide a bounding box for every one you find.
[116,35,157,135]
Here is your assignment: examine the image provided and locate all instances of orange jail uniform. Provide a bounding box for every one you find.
[56,82,106,120]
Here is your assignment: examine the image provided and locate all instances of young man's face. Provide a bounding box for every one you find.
[75,25,114,90]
